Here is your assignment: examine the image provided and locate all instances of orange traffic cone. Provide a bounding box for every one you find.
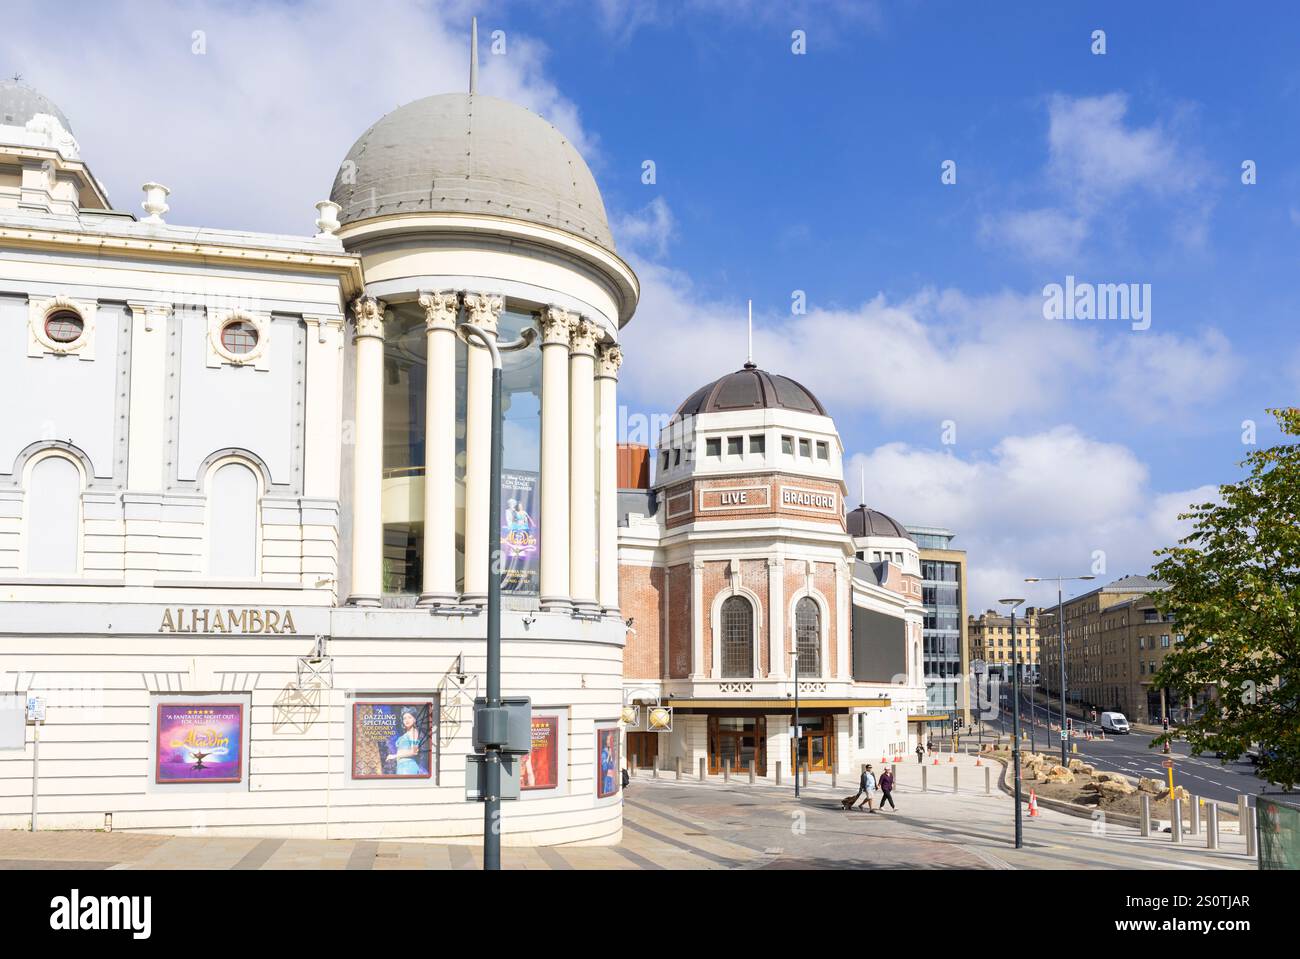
[975,755,983,766]
[882,756,889,764]
[948,755,955,763]
[932,757,939,765]
[1028,789,1040,817]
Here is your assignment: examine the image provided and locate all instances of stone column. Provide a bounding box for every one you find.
[418,291,460,606]
[567,318,600,612]
[768,557,785,678]
[539,307,574,610]
[690,560,705,679]
[460,292,502,605]
[596,342,623,615]
[349,295,385,606]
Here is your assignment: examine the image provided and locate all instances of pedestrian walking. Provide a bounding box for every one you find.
[915,743,925,764]
[855,764,877,812]
[878,768,896,810]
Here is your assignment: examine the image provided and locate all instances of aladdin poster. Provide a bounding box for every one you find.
[351,701,434,780]
[520,715,559,791]
[596,727,620,799]
[155,703,244,784]
[500,469,540,595]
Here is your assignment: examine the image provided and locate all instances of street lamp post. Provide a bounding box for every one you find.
[1024,574,1096,767]
[791,649,800,799]
[459,320,535,872]
[1000,598,1025,849]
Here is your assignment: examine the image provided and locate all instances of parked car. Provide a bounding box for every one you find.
[1247,744,1278,766]
[1099,711,1130,734]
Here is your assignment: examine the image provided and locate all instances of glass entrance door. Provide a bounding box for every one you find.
[707,716,767,775]
[791,716,834,773]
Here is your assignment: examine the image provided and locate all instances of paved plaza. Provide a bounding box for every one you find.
[0,754,1255,870]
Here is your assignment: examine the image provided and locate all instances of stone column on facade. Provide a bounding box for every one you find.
[690,560,705,680]
[768,557,785,679]
[460,292,502,605]
[596,342,623,615]
[123,301,173,586]
[539,306,574,610]
[567,317,600,612]
[302,313,345,597]
[349,295,386,606]
[837,564,851,681]
[417,290,460,606]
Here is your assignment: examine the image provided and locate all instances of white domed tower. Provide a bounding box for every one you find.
[617,359,927,778]
[0,78,110,215]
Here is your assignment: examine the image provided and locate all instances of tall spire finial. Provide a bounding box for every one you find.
[469,17,479,94]
[744,299,755,370]
[860,467,866,508]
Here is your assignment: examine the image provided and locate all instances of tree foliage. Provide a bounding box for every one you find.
[1151,408,1300,789]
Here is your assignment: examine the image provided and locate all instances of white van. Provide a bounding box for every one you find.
[1100,712,1130,734]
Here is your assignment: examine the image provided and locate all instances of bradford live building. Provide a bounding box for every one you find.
[0,71,936,845]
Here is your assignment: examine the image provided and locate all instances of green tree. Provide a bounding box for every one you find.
[1151,408,1300,789]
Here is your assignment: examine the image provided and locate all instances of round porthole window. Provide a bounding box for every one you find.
[45,310,84,344]
[220,319,259,355]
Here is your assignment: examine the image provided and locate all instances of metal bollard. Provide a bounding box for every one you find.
[1171,799,1183,843]
[1237,793,1248,829]
[831,767,838,789]
[801,763,808,789]
[922,765,928,793]
[1140,793,1151,837]
[1190,796,1200,835]
[699,757,706,781]
[953,767,958,793]
[984,765,990,795]
[1245,806,1257,859]
[724,758,731,783]
[892,763,897,782]
[631,754,638,778]
[749,760,755,785]
[675,756,682,781]
[652,756,659,779]
[1207,803,1218,850]
[775,761,782,785]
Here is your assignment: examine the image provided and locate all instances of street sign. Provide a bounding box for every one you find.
[1060,730,1067,741]
[1162,759,1174,768]
[25,697,45,723]
[465,753,522,802]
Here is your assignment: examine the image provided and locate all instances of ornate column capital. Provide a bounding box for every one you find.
[569,317,600,358]
[540,305,577,346]
[596,342,623,379]
[352,295,386,340]
[418,290,459,333]
[463,292,503,335]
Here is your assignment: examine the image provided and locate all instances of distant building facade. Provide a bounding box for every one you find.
[906,526,970,729]
[969,607,1041,683]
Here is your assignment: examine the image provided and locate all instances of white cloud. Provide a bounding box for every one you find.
[612,196,676,259]
[983,93,1206,263]
[617,266,1240,433]
[0,0,594,234]
[846,430,1216,611]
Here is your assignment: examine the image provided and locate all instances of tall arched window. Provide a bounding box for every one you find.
[27,454,81,575]
[210,462,259,579]
[795,596,822,676]
[720,595,754,678]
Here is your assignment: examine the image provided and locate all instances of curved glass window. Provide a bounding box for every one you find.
[795,596,821,676]
[381,301,541,600]
[721,595,754,678]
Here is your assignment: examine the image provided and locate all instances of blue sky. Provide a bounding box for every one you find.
[4,0,1294,608]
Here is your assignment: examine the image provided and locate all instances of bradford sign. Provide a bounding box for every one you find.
[158,608,299,634]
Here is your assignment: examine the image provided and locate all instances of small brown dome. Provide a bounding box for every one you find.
[846,505,914,542]
[674,365,826,419]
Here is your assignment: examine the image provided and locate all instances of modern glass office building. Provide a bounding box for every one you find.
[907,526,969,728]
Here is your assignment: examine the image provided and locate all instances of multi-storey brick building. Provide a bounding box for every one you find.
[969,607,1041,683]
[1037,574,1208,724]
[616,364,928,776]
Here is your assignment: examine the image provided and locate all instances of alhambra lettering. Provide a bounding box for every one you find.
[158,608,298,634]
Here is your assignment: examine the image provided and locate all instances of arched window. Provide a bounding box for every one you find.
[209,462,259,579]
[795,596,821,676]
[27,454,81,575]
[720,595,754,678]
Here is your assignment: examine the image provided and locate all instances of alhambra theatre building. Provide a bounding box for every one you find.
[617,366,928,778]
[0,74,636,844]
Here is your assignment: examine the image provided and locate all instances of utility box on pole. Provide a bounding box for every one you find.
[472,696,532,755]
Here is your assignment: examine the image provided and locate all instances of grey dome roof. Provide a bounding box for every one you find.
[674,364,826,418]
[330,93,614,251]
[0,78,72,133]
[846,505,914,542]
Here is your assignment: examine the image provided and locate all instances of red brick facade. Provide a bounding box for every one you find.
[699,558,772,678]
[666,562,692,678]
[619,564,663,678]
[785,560,840,678]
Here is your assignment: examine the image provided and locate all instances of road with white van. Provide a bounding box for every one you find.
[978,688,1296,808]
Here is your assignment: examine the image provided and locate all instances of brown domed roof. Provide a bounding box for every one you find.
[846,505,914,541]
[674,364,826,419]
